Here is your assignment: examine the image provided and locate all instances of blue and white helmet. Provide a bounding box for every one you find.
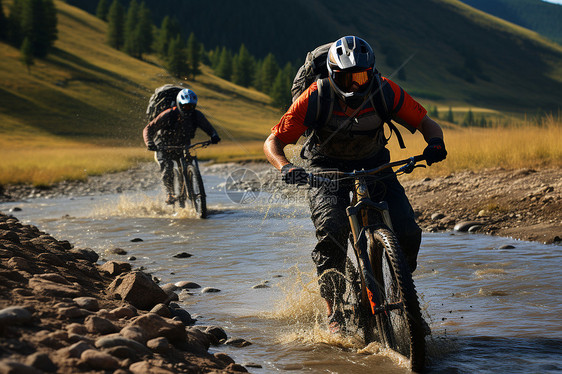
[176,89,198,115]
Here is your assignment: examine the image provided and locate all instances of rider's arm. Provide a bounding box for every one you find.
[143,109,169,146]
[263,134,291,171]
[195,111,219,138]
[418,115,444,142]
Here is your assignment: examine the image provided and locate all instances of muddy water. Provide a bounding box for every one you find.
[2,171,561,373]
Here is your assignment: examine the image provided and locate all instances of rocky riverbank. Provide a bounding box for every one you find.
[0,213,251,373]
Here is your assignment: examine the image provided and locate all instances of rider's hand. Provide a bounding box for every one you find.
[281,163,308,185]
[147,142,157,151]
[211,134,221,144]
[423,137,447,166]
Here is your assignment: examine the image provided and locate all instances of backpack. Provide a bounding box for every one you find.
[290,43,405,150]
[146,84,184,121]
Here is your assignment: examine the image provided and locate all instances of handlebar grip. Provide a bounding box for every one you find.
[413,155,426,163]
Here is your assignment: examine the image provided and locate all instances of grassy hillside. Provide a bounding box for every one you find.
[460,0,562,44]
[68,0,562,113]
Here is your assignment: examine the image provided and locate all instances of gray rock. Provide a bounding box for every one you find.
[0,306,33,327]
[95,335,152,355]
[468,225,483,233]
[431,213,445,220]
[225,337,252,347]
[201,287,221,293]
[85,315,118,335]
[73,297,100,312]
[107,271,168,310]
[454,221,484,232]
[174,281,200,289]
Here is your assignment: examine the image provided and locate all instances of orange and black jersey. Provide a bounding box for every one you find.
[271,77,427,160]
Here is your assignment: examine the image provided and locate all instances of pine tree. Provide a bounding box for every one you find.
[216,47,233,81]
[446,106,455,123]
[157,16,179,58]
[107,0,124,49]
[136,2,153,58]
[259,53,279,94]
[209,46,221,70]
[232,44,254,87]
[20,36,34,73]
[462,109,474,127]
[186,32,201,80]
[20,0,57,58]
[123,0,139,56]
[270,62,295,110]
[167,34,189,78]
[96,0,109,21]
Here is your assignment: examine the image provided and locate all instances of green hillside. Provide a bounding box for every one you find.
[69,0,562,113]
[0,0,280,147]
[460,0,562,45]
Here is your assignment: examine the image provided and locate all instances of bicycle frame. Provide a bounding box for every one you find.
[311,155,425,315]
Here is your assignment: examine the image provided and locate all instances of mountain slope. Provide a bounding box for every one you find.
[0,1,280,147]
[68,0,562,112]
[460,0,562,44]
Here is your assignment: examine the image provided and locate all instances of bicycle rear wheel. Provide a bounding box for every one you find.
[186,162,207,218]
[367,227,425,372]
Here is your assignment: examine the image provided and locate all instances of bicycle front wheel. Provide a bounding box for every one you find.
[186,162,207,219]
[367,227,425,372]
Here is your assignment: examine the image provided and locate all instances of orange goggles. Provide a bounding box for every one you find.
[333,69,372,91]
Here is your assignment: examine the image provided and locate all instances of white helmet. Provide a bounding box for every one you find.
[177,89,198,115]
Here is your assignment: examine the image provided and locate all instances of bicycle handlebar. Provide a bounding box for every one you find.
[307,155,426,186]
[156,140,212,152]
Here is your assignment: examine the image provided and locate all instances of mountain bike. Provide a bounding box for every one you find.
[160,141,210,218]
[308,155,427,372]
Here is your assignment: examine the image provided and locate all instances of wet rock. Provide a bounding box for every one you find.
[126,313,186,343]
[252,283,270,289]
[128,256,137,261]
[73,297,99,312]
[201,287,221,293]
[184,327,212,354]
[70,248,99,263]
[171,307,194,326]
[454,221,484,232]
[214,352,235,365]
[100,261,132,276]
[25,352,57,372]
[80,349,120,370]
[244,362,263,369]
[107,271,168,310]
[150,304,172,318]
[205,326,228,344]
[431,213,445,220]
[37,253,64,266]
[226,363,249,372]
[0,306,33,328]
[109,247,128,255]
[160,283,178,293]
[130,238,143,242]
[499,244,516,249]
[225,338,252,348]
[85,315,118,335]
[173,252,192,258]
[468,225,483,233]
[174,281,200,289]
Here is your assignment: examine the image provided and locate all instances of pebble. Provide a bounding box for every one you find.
[80,349,120,370]
[201,287,221,293]
[175,281,201,289]
[130,238,144,242]
[225,338,252,347]
[173,252,192,258]
[73,297,100,311]
[0,306,33,327]
[454,221,483,232]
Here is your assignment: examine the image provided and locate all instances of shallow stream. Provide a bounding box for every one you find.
[2,168,561,373]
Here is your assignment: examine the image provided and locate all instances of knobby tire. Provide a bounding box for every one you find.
[174,161,187,208]
[364,227,426,372]
[186,162,207,219]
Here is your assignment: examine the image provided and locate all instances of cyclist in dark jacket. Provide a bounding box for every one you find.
[263,36,447,328]
[143,88,220,204]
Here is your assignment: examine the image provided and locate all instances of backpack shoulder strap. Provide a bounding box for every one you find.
[315,78,334,129]
[371,74,406,149]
